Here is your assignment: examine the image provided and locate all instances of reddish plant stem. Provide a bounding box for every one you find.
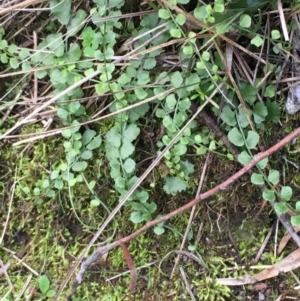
[65,127,300,301]
[118,234,137,292]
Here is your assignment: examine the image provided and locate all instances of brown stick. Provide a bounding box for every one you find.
[64,126,300,300]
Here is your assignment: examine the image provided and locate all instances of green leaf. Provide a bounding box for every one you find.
[9,57,19,69]
[130,211,144,223]
[134,190,149,203]
[262,189,275,201]
[120,140,135,159]
[72,161,87,172]
[46,290,56,298]
[291,215,300,226]
[239,83,258,105]
[163,177,187,195]
[228,127,244,147]
[123,158,136,173]
[115,176,125,188]
[194,6,208,20]
[197,146,207,155]
[107,126,121,148]
[296,201,300,213]
[50,0,71,25]
[202,51,210,61]
[158,9,170,19]
[239,14,251,28]
[154,225,165,235]
[170,71,183,88]
[221,105,236,126]
[251,35,263,47]
[51,170,60,179]
[246,130,259,149]
[19,48,30,59]
[264,84,275,98]
[38,275,50,294]
[237,106,249,128]
[256,157,268,169]
[268,169,279,185]
[170,28,182,38]
[271,30,280,40]
[46,33,65,57]
[166,94,177,110]
[124,124,140,142]
[280,186,292,201]
[176,14,186,25]
[265,100,280,123]
[253,102,268,124]
[134,88,148,100]
[274,202,288,214]
[82,129,96,145]
[90,199,101,207]
[251,173,264,185]
[81,150,93,160]
[67,9,87,37]
[62,129,72,138]
[68,101,81,113]
[87,135,102,150]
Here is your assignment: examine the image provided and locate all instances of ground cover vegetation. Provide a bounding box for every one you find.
[1,0,300,300]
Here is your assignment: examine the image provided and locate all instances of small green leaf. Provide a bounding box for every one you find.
[296,201,300,212]
[107,126,121,148]
[170,28,182,38]
[271,30,280,40]
[163,177,187,195]
[268,169,279,185]
[72,161,87,172]
[50,0,71,25]
[154,225,165,235]
[246,130,259,149]
[9,57,19,69]
[120,140,135,159]
[221,105,236,126]
[158,9,170,19]
[194,6,208,21]
[62,129,72,138]
[291,215,300,226]
[82,129,96,145]
[123,158,136,173]
[170,71,183,88]
[124,124,140,142]
[176,14,186,25]
[265,100,280,123]
[202,51,210,61]
[280,186,292,201]
[130,211,144,223]
[264,84,275,98]
[263,189,275,201]
[228,127,244,147]
[166,94,177,110]
[257,157,268,169]
[251,173,264,185]
[274,202,288,214]
[239,14,251,28]
[253,102,268,124]
[87,135,102,150]
[90,199,101,207]
[251,35,263,47]
[46,290,56,298]
[51,170,60,180]
[68,101,81,113]
[135,88,148,100]
[38,275,50,294]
